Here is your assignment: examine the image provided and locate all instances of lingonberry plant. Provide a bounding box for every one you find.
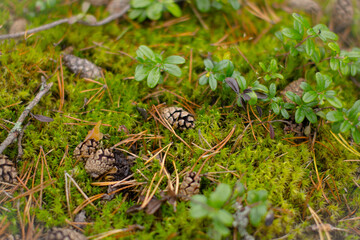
[129,0,182,22]
[134,45,185,88]
[194,0,241,13]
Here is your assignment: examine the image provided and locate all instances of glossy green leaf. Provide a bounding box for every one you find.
[330,58,339,71]
[164,64,182,77]
[249,204,267,227]
[282,28,303,40]
[281,109,290,119]
[305,38,315,56]
[347,100,360,121]
[303,91,317,103]
[165,2,182,17]
[340,61,350,75]
[295,108,306,123]
[328,42,340,53]
[350,64,357,76]
[199,75,208,85]
[326,111,344,122]
[217,209,234,226]
[131,0,152,8]
[304,107,317,123]
[326,97,343,108]
[147,67,161,88]
[213,60,230,72]
[138,45,155,61]
[204,59,214,69]
[195,0,211,12]
[228,0,241,9]
[292,13,310,28]
[352,128,360,144]
[135,64,151,81]
[190,195,208,218]
[209,183,231,208]
[164,55,185,64]
[270,102,280,115]
[209,74,217,90]
[146,2,163,20]
[340,120,352,133]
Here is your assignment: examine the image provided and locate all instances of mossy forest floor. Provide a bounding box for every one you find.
[1,0,360,239]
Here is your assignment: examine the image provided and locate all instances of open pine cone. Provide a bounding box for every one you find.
[44,227,87,240]
[179,172,200,200]
[62,54,102,79]
[160,106,195,131]
[0,155,18,184]
[73,139,99,162]
[85,148,116,178]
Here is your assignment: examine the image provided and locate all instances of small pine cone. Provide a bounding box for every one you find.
[0,155,18,184]
[160,107,195,131]
[281,78,306,103]
[62,54,102,79]
[179,172,201,200]
[45,227,87,240]
[73,139,99,162]
[105,150,133,181]
[85,149,116,178]
[332,0,354,33]
[288,0,321,16]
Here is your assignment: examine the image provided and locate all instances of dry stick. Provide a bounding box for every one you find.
[0,5,130,40]
[189,4,209,30]
[0,78,53,155]
[16,122,31,160]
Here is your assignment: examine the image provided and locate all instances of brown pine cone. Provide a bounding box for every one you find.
[62,54,102,80]
[160,106,195,131]
[179,172,201,200]
[280,78,306,103]
[85,149,116,178]
[0,155,18,184]
[288,0,321,16]
[104,150,133,181]
[44,227,87,240]
[332,0,354,33]
[73,139,99,162]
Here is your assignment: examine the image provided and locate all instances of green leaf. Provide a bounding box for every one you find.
[212,220,230,236]
[321,30,338,41]
[295,108,306,123]
[326,111,344,122]
[165,2,182,17]
[303,91,317,103]
[138,45,155,61]
[209,74,217,90]
[281,109,290,119]
[328,42,340,53]
[213,60,230,72]
[304,107,317,123]
[195,0,211,12]
[131,0,152,8]
[247,91,258,105]
[340,120,352,133]
[128,9,144,19]
[352,128,360,144]
[292,13,310,28]
[199,75,208,85]
[209,183,231,208]
[346,51,360,58]
[217,209,234,226]
[237,76,247,90]
[340,61,350,75]
[275,31,284,42]
[305,38,315,56]
[269,83,276,97]
[163,64,182,77]
[204,59,214,70]
[228,0,241,10]
[282,28,303,40]
[300,82,313,92]
[330,58,339,71]
[350,64,357,76]
[247,190,259,204]
[326,96,343,108]
[347,100,360,120]
[146,2,163,20]
[249,204,267,227]
[270,102,280,115]
[147,67,161,88]
[135,64,151,81]
[164,55,185,64]
[190,195,208,218]
[257,190,268,202]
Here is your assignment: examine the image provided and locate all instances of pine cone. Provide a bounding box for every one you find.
[288,0,321,16]
[160,107,195,131]
[332,0,353,33]
[179,172,200,200]
[280,78,306,103]
[0,155,18,184]
[62,54,102,79]
[104,150,133,181]
[73,139,99,162]
[45,227,87,240]
[85,149,116,178]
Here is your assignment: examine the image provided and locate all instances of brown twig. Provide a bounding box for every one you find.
[16,122,31,161]
[0,77,53,155]
[0,5,130,40]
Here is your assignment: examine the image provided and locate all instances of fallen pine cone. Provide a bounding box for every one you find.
[331,0,354,33]
[44,227,87,240]
[179,172,200,200]
[0,155,18,184]
[104,150,134,181]
[85,148,116,178]
[73,139,99,162]
[62,54,102,79]
[280,78,306,103]
[160,106,195,131]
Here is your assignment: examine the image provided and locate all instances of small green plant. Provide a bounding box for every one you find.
[194,0,241,13]
[262,83,294,119]
[129,0,182,22]
[258,58,284,82]
[134,45,185,88]
[278,13,360,77]
[326,100,360,143]
[190,182,271,239]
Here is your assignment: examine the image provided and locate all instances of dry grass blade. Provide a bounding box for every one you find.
[10,180,55,202]
[87,225,144,240]
[308,205,332,240]
[144,142,172,165]
[330,131,360,157]
[73,193,104,215]
[65,172,96,209]
[245,1,280,24]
